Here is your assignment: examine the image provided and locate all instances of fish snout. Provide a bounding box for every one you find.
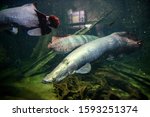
[137,40,143,48]
[47,42,52,49]
[42,79,50,84]
[42,76,53,84]
[42,78,53,84]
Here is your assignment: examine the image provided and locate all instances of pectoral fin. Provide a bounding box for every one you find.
[76,63,91,74]
[35,9,46,20]
[27,28,42,36]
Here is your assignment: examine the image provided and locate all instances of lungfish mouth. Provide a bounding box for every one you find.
[42,75,54,83]
[42,79,52,84]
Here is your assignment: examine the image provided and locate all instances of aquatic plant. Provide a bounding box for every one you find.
[54,61,150,100]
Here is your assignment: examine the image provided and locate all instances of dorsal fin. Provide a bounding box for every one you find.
[35,9,52,35]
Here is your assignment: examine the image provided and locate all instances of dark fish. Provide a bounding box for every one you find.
[0,3,60,36]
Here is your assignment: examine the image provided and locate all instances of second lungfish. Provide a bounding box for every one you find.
[48,35,99,53]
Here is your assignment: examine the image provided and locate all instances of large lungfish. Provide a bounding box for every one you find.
[0,3,60,36]
[43,32,142,83]
[48,35,99,53]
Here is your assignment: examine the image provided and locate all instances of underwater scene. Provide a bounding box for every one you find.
[0,0,150,100]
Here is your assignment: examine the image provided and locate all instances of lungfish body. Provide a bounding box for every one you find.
[48,35,99,53]
[43,32,142,83]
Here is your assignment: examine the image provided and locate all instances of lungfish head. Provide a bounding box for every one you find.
[42,59,73,83]
[112,32,143,54]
